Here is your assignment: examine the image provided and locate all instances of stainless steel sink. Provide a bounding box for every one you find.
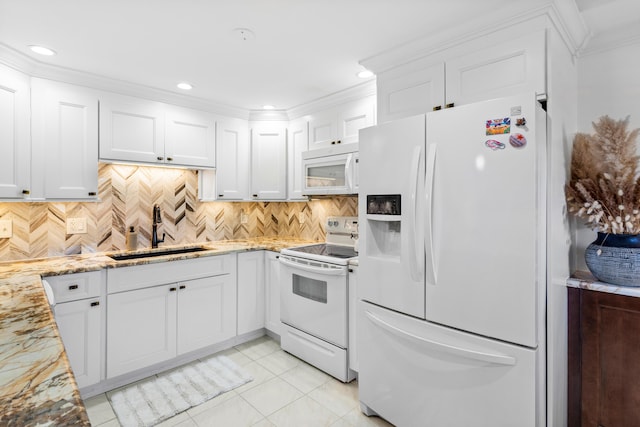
[109,246,210,262]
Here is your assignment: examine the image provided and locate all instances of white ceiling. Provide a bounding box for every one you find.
[1,0,638,112]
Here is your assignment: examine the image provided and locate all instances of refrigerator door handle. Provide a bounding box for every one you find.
[425,143,438,285]
[365,310,517,366]
[409,146,422,281]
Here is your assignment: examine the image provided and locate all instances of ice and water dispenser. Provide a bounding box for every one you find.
[365,194,402,258]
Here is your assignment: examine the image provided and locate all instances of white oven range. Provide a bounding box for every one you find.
[279,216,358,382]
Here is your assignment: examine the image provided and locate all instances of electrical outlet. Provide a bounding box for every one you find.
[66,217,87,234]
[298,212,306,224]
[0,220,12,238]
[240,213,249,224]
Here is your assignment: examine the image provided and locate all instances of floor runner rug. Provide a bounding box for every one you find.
[108,354,252,426]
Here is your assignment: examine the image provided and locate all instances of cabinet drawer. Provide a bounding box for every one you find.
[107,254,235,294]
[44,271,102,303]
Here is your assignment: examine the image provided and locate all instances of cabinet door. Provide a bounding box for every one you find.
[0,64,30,199]
[265,252,281,335]
[338,97,375,145]
[215,118,250,200]
[251,125,287,200]
[99,94,165,164]
[348,265,358,372]
[107,284,177,378]
[445,30,545,106]
[287,119,308,201]
[177,274,237,355]
[32,79,99,199]
[377,62,445,123]
[308,109,338,149]
[237,252,265,335]
[165,106,216,168]
[54,297,102,389]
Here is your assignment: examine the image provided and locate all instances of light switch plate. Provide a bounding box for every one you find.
[0,220,12,238]
[67,217,87,234]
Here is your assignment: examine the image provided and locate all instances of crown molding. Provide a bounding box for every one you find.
[248,109,290,121]
[578,23,640,57]
[359,1,589,74]
[0,43,250,120]
[287,80,376,120]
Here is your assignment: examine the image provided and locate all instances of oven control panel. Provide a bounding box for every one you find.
[326,216,358,234]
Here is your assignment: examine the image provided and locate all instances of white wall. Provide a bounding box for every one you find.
[575,41,640,270]
[546,24,578,427]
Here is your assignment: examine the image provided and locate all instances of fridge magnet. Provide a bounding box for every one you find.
[515,117,527,127]
[509,133,527,148]
[485,139,505,150]
[486,118,511,135]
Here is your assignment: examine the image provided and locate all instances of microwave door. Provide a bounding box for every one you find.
[303,155,351,195]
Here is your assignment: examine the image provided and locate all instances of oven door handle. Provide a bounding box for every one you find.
[279,257,347,276]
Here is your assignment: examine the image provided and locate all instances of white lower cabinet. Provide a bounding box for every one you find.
[106,255,237,379]
[47,271,104,389]
[107,284,177,378]
[265,251,282,335]
[177,275,236,354]
[237,251,265,335]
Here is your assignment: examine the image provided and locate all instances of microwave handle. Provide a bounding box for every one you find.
[345,153,354,191]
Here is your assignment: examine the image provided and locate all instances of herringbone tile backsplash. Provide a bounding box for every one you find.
[0,164,358,261]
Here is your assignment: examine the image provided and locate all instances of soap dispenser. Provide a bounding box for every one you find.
[126,226,138,251]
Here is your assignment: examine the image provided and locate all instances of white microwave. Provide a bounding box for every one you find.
[301,145,359,196]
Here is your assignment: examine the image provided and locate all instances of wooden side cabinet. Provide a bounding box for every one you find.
[568,287,640,427]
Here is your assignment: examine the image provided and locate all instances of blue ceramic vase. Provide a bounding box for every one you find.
[585,232,640,287]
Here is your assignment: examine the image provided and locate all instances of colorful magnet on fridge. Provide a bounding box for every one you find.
[515,117,527,127]
[509,133,527,148]
[485,139,505,150]
[486,118,511,135]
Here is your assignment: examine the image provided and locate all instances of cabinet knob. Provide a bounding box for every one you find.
[218,194,224,197]
[90,301,100,307]
[349,268,354,273]
[167,157,173,161]
[157,156,164,161]
[179,285,186,290]
[433,105,442,111]
[337,140,341,144]
[253,194,258,198]
[169,287,177,292]
[88,191,97,196]
[22,189,30,195]
[445,103,455,109]
[331,141,336,145]
[69,284,78,290]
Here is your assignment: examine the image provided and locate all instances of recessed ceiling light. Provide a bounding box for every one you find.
[29,45,56,56]
[263,105,275,110]
[357,69,374,79]
[177,82,193,90]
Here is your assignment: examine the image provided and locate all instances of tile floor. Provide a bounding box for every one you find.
[83,336,393,427]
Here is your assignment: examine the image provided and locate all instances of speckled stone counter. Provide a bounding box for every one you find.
[566,270,640,298]
[0,237,314,426]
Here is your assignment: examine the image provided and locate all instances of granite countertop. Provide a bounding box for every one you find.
[566,270,640,298]
[0,237,314,426]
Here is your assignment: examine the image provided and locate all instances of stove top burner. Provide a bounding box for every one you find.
[287,243,357,259]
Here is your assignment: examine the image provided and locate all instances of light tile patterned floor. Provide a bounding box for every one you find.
[83,336,393,427]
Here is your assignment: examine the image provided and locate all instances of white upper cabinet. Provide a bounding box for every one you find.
[376,30,546,123]
[31,79,99,200]
[99,93,165,164]
[100,93,216,168]
[165,106,216,168]
[251,123,287,200]
[0,64,31,199]
[287,118,308,201]
[445,30,545,106]
[308,96,375,149]
[377,62,445,123]
[215,118,250,200]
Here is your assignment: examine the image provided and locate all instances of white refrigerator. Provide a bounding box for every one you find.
[357,93,547,427]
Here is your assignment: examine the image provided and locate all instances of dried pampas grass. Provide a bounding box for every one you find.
[566,116,640,234]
